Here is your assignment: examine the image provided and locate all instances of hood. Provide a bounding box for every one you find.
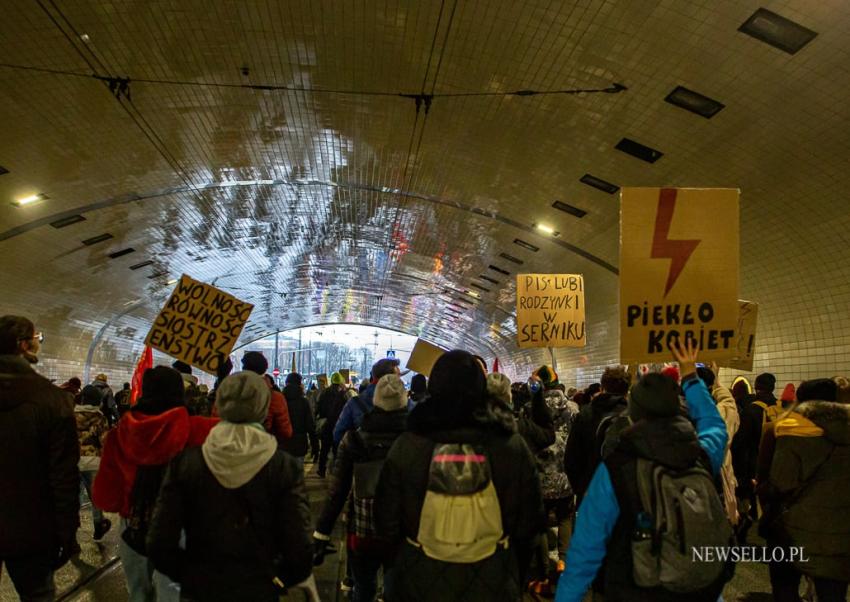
[795,401,850,445]
[361,407,408,434]
[590,393,627,416]
[116,406,192,465]
[202,422,277,489]
[408,395,512,436]
[617,415,702,469]
[75,404,103,414]
[543,389,569,412]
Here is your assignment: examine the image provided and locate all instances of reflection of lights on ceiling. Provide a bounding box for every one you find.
[166,279,178,285]
[534,223,559,236]
[13,193,47,207]
[466,290,480,299]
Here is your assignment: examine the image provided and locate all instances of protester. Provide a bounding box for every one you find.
[115,381,132,415]
[760,378,850,602]
[93,365,218,602]
[316,372,349,477]
[60,376,83,405]
[237,351,293,446]
[75,384,112,541]
[314,374,409,601]
[408,373,428,406]
[375,350,545,601]
[147,371,313,602]
[92,373,119,426]
[556,340,730,602]
[172,360,209,417]
[334,358,401,445]
[487,374,554,455]
[280,372,318,470]
[0,315,80,600]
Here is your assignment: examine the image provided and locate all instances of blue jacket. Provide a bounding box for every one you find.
[555,376,728,602]
[333,385,376,445]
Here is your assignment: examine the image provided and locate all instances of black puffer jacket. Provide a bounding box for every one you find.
[281,385,318,457]
[316,408,407,536]
[146,447,313,601]
[0,355,79,558]
[375,399,545,601]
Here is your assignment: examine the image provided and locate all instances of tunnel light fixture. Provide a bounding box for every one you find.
[129,260,154,270]
[108,247,136,259]
[738,8,817,54]
[470,283,490,293]
[552,200,588,218]
[479,275,500,285]
[534,223,560,237]
[12,193,47,207]
[82,233,114,246]
[579,174,619,194]
[50,214,87,229]
[499,253,524,265]
[615,137,663,163]
[488,264,511,276]
[466,289,482,298]
[148,271,167,279]
[166,279,178,285]
[665,86,725,119]
[514,238,540,252]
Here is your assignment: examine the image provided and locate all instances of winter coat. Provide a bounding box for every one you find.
[731,393,775,497]
[564,392,628,501]
[555,376,728,602]
[279,386,317,458]
[264,389,293,445]
[93,403,217,517]
[0,355,80,557]
[334,384,376,445]
[768,400,850,580]
[75,404,109,472]
[711,383,740,524]
[538,389,578,500]
[316,408,407,544]
[375,398,545,601]
[92,380,119,425]
[316,385,347,440]
[516,392,556,455]
[147,422,313,602]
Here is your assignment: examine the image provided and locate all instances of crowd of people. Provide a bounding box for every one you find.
[1,312,849,602]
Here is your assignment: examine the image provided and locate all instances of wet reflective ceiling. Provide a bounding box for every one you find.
[1,1,849,383]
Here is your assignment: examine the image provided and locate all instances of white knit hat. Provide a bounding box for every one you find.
[486,372,512,407]
[373,374,407,411]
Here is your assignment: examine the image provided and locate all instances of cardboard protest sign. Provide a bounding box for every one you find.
[406,338,446,377]
[339,369,351,384]
[145,274,254,375]
[619,188,739,363]
[719,300,758,371]
[516,274,586,349]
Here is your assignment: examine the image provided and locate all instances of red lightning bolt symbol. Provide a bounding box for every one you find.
[651,188,701,297]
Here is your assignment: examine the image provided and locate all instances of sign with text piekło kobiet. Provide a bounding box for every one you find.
[144,274,254,375]
[516,274,586,349]
[619,188,739,363]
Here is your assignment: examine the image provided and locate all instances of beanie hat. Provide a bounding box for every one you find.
[661,365,680,384]
[797,379,837,403]
[140,366,185,411]
[285,372,302,387]
[172,360,192,375]
[755,373,777,392]
[411,373,427,394]
[373,374,407,411]
[216,371,271,423]
[486,372,512,408]
[241,351,269,375]
[95,373,108,383]
[533,365,559,388]
[780,383,796,403]
[629,372,681,421]
[330,372,345,386]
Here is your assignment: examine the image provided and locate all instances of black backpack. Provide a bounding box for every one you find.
[122,464,168,554]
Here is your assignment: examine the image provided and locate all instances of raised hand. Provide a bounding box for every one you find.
[670,338,699,378]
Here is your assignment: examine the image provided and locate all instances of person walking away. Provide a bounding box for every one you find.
[759,378,850,602]
[0,315,80,601]
[60,377,83,406]
[334,358,400,446]
[75,384,112,541]
[316,372,349,477]
[147,371,313,602]
[408,373,428,407]
[375,350,545,601]
[280,372,318,471]
[555,340,731,602]
[172,361,209,417]
[234,351,292,446]
[91,373,119,426]
[115,382,132,416]
[93,366,217,602]
[314,374,409,601]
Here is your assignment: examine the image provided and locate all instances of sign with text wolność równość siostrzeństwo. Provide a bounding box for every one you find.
[144,274,254,375]
[516,274,586,349]
[619,187,739,363]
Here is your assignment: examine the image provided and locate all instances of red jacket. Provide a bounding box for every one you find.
[265,390,293,445]
[93,406,217,517]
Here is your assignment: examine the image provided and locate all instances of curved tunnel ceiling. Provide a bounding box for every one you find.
[1,1,849,384]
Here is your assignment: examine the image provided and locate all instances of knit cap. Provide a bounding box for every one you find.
[216,371,270,423]
[486,372,513,409]
[373,374,407,411]
[629,372,680,421]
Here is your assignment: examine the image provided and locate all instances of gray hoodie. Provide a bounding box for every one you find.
[201,422,277,489]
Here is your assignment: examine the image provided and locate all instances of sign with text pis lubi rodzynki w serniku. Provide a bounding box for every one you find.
[619,188,740,363]
[144,274,254,375]
[516,274,586,349]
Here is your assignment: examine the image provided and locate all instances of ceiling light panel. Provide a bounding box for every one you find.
[552,201,587,218]
[514,238,540,252]
[50,215,86,229]
[129,260,154,270]
[108,248,136,259]
[665,86,725,119]
[82,233,113,246]
[499,253,524,265]
[615,138,663,163]
[738,8,817,55]
[579,174,619,195]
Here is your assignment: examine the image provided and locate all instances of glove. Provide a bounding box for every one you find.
[312,533,335,566]
[54,538,81,569]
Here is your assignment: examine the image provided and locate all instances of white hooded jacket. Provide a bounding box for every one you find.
[201,422,277,489]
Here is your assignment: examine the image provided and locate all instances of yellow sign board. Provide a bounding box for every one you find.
[406,338,446,377]
[516,274,586,349]
[619,188,739,363]
[719,300,758,371]
[144,274,254,375]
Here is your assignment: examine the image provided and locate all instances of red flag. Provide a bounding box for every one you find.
[129,346,153,406]
[492,357,500,373]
